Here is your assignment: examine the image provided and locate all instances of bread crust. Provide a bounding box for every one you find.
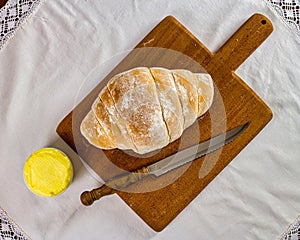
[80,67,214,154]
[150,67,184,142]
[107,67,169,154]
[80,110,115,149]
[194,73,214,117]
[172,70,198,129]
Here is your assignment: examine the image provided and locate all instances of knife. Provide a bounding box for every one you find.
[80,122,250,206]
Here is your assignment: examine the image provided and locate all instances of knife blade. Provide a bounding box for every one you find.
[81,122,250,206]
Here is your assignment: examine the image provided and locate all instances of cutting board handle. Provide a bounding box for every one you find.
[208,13,273,74]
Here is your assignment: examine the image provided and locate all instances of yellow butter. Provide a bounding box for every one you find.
[24,148,73,197]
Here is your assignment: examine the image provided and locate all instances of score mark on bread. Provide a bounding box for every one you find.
[80,67,214,154]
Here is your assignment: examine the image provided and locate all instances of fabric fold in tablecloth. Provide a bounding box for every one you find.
[1,0,300,52]
[0,0,299,239]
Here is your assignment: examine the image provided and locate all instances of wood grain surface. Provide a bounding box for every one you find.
[0,0,7,8]
[57,14,273,231]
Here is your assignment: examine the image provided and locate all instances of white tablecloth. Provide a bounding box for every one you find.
[0,0,299,239]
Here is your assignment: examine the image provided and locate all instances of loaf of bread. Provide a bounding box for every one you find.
[80,67,214,154]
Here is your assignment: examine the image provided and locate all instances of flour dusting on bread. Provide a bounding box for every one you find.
[80,67,214,154]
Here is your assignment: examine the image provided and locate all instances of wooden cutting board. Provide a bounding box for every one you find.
[56,14,273,231]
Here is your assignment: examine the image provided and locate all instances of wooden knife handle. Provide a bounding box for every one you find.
[80,167,148,206]
[80,185,117,206]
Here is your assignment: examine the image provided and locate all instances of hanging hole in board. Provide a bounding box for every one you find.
[261,19,267,25]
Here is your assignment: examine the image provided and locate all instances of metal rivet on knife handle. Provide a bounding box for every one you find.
[80,167,148,206]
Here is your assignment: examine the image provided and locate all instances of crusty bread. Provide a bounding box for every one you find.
[80,67,214,154]
[172,69,199,129]
[194,73,214,117]
[96,87,136,151]
[150,67,184,142]
[92,96,117,146]
[107,67,169,154]
[80,110,115,149]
